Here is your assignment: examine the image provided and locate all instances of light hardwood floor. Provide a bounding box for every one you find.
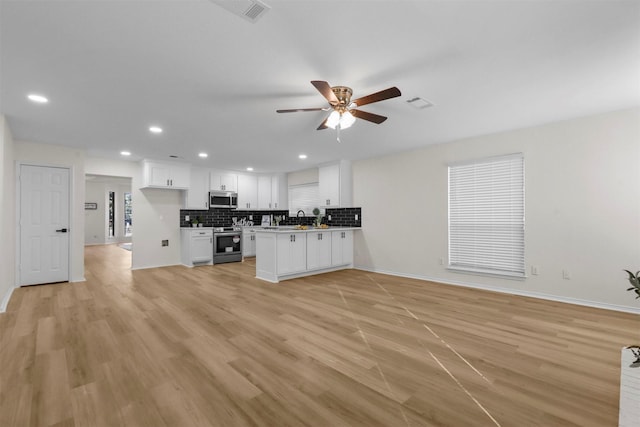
[1,244,638,426]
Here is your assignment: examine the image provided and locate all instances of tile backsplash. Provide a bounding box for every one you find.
[180,207,361,228]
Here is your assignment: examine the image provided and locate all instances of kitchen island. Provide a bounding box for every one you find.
[255,227,358,283]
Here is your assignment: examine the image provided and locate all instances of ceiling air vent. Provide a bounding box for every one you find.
[406,97,434,110]
[210,0,271,23]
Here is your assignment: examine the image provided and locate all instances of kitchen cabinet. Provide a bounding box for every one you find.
[271,174,282,209]
[276,233,307,275]
[331,230,353,267]
[182,167,209,210]
[242,228,257,257]
[237,174,258,209]
[257,174,286,209]
[141,160,190,189]
[180,228,213,266]
[307,231,332,270]
[255,228,357,282]
[257,175,272,209]
[210,172,237,192]
[319,160,352,207]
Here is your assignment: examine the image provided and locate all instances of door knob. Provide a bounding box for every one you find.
[55,228,68,233]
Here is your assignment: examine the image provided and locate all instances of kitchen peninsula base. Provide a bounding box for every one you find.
[255,228,356,283]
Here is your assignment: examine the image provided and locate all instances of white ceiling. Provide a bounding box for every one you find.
[1,0,639,173]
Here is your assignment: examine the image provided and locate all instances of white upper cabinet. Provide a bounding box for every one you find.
[210,172,237,192]
[257,175,272,209]
[182,167,209,210]
[271,175,281,209]
[319,160,352,207]
[141,160,190,189]
[237,174,258,209]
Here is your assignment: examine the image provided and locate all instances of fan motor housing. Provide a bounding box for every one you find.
[331,86,353,107]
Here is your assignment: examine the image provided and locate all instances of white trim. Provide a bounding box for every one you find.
[354,265,640,315]
[0,285,16,313]
[131,262,180,271]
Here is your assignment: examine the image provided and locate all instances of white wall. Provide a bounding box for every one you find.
[0,116,16,312]
[85,157,183,269]
[84,179,132,245]
[14,140,86,284]
[288,167,319,186]
[84,181,107,245]
[353,108,640,312]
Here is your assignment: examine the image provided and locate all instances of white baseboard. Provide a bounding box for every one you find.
[131,263,181,271]
[354,265,640,315]
[0,286,16,313]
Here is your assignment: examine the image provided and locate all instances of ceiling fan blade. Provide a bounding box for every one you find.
[351,109,388,124]
[351,87,401,108]
[276,108,325,113]
[311,80,339,105]
[316,117,329,130]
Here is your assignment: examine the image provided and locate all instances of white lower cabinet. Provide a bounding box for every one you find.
[307,231,332,270]
[180,229,213,266]
[255,229,356,282]
[331,230,354,266]
[243,229,257,257]
[276,233,307,275]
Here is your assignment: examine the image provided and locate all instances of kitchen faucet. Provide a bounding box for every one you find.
[296,209,305,224]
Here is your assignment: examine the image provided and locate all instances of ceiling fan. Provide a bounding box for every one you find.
[277,81,401,137]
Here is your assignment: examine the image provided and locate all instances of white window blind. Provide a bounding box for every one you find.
[288,183,319,216]
[448,154,525,277]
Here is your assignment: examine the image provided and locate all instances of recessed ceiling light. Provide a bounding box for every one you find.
[120,151,131,156]
[27,94,49,103]
[149,126,163,134]
[198,152,208,158]
[298,154,307,159]
[246,167,254,171]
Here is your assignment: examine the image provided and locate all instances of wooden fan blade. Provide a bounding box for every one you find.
[352,87,401,107]
[277,108,325,113]
[351,109,388,124]
[317,118,329,130]
[311,81,339,105]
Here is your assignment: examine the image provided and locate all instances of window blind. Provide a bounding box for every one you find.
[288,183,319,216]
[448,154,525,277]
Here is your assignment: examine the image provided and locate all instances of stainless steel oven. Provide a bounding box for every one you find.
[213,227,242,264]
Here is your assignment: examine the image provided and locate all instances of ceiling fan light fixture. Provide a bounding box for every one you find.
[326,110,340,129]
[340,111,356,129]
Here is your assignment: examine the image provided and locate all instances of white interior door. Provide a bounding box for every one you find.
[19,165,70,286]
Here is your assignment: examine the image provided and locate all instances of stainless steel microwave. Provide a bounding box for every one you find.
[209,191,238,208]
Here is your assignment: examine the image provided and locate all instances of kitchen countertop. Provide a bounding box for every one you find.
[180,227,214,229]
[255,226,360,233]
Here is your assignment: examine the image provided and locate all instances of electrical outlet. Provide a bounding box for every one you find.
[185,215,190,222]
[531,265,539,275]
[439,257,444,265]
[328,215,332,221]
[162,240,169,247]
[563,269,571,280]
[355,214,359,221]
[249,215,253,220]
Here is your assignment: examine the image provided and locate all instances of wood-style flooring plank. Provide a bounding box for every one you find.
[0,243,637,426]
